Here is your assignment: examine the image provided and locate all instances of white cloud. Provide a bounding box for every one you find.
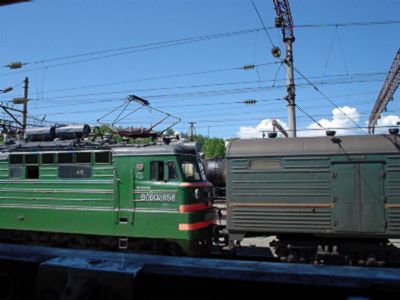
[237,119,288,139]
[237,106,365,139]
[373,115,400,134]
[300,106,361,137]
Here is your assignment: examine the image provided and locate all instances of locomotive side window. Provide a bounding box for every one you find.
[58,153,73,164]
[167,161,178,180]
[9,155,23,164]
[95,152,110,163]
[76,152,91,164]
[58,165,92,178]
[9,166,22,178]
[42,153,55,164]
[150,161,164,181]
[181,160,201,182]
[25,154,38,164]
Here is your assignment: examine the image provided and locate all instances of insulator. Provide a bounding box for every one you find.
[275,16,283,28]
[244,99,257,105]
[12,97,27,104]
[7,62,23,69]
[271,47,281,58]
[241,64,256,70]
[389,128,399,135]
[1,87,13,93]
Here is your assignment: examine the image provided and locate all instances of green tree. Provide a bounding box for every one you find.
[164,128,175,136]
[202,138,225,159]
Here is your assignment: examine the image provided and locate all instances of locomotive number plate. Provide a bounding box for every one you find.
[139,193,176,202]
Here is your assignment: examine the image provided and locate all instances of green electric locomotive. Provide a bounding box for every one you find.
[0,125,216,255]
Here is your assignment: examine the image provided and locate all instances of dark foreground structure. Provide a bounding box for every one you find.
[0,242,400,300]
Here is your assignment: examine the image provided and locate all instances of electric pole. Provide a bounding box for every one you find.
[273,0,296,137]
[22,77,29,131]
[188,122,196,141]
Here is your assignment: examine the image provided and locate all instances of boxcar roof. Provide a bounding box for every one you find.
[226,135,400,158]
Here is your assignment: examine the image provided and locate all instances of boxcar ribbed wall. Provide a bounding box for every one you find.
[385,155,400,233]
[227,156,333,234]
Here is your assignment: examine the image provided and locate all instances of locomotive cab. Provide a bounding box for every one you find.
[112,143,216,255]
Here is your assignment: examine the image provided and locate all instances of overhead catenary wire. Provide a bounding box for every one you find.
[27,71,385,104]
[38,62,278,94]
[0,28,266,76]
[2,19,398,76]
[292,65,368,134]
[295,103,325,130]
[115,110,380,125]
[28,90,380,119]
[335,27,349,76]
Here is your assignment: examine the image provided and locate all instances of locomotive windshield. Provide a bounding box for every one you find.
[180,159,202,182]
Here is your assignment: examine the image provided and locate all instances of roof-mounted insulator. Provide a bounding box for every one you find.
[244,99,257,105]
[6,62,24,69]
[241,64,256,70]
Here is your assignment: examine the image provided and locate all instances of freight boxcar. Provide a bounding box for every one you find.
[0,127,216,256]
[225,133,400,265]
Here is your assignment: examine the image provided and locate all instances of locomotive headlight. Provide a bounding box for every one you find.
[194,188,200,200]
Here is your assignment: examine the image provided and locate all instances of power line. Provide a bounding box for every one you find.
[0,27,265,76]
[28,76,384,105]
[251,1,277,48]
[292,65,369,134]
[295,103,325,130]
[295,20,400,29]
[2,19,398,77]
[39,62,278,94]
[35,96,381,120]
[24,70,384,103]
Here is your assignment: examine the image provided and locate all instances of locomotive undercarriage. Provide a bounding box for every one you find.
[270,235,397,266]
[0,229,186,256]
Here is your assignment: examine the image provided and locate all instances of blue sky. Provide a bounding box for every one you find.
[0,0,399,138]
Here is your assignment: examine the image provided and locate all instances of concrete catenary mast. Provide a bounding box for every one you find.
[273,0,296,137]
[368,48,400,134]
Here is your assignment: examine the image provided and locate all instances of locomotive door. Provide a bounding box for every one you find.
[332,162,385,233]
[114,159,134,224]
